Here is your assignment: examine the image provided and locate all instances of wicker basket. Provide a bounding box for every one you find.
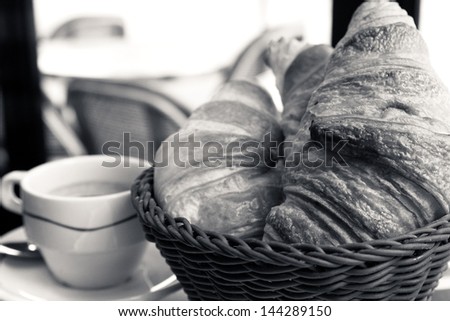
[131,167,450,301]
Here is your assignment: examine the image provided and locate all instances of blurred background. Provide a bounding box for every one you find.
[0,0,448,235]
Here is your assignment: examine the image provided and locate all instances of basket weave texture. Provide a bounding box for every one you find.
[132,167,450,301]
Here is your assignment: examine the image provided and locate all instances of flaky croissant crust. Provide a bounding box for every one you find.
[265,0,450,245]
[155,81,284,239]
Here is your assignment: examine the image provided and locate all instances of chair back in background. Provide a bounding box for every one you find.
[67,79,189,162]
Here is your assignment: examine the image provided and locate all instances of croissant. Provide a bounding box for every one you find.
[264,0,450,245]
[266,39,333,142]
[154,80,283,239]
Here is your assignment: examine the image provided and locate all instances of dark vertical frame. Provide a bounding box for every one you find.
[0,0,46,171]
[332,0,421,46]
[331,0,362,46]
[397,0,421,27]
[0,0,46,235]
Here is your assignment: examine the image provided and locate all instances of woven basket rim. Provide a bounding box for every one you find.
[132,167,450,268]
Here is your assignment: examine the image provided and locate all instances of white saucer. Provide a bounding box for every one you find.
[0,227,188,301]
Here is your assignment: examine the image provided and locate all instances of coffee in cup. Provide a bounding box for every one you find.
[1,155,149,289]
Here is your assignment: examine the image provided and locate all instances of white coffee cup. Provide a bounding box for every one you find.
[1,155,149,289]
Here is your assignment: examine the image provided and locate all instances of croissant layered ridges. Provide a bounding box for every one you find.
[308,68,450,127]
[310,118,450,205]
[154,80,284,239]
[263,1,450,245]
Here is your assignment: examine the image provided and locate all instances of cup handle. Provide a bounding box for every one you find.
[1,171,27,215]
